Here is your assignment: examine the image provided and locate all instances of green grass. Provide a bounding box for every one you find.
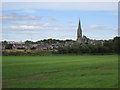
[2,55,118,88]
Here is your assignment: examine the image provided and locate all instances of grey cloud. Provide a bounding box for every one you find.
[11,22,63,27]
[1,13,44,22]
[88,25,117,31]
[1,13,57,23]
[2,2,117,11]
[70,24,77,27]
[3,24,75,33]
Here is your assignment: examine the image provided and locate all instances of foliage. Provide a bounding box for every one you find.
[30,47,36,50]
[2,37,120,55]
[25,40,34,44]
[2,50,53,56]
[17,47,26,49]
[5,44,13,49]
[2,40,8,44]
[24,38,75,44]
[113,37,120,53]
[56,36,120,54]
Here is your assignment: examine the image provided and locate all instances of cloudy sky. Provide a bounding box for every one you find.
[1,2,118,41]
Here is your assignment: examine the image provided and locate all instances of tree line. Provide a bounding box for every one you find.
[2,37,120,56]
[25,39,75,44]
[56,37,120,54]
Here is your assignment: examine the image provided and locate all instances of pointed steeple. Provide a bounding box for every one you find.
[79,19,80,26]
[78,19,81,29]
[77,19,82,44]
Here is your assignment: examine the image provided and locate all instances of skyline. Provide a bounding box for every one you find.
[1,2,118,41]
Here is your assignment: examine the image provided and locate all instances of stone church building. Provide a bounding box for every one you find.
[76,19,104,45]
[76,19,89,44]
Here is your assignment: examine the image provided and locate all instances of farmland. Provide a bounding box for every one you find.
[2,55,118,88]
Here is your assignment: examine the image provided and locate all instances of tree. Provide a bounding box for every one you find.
[5,44,13,49]
[113,37,120,53]
[25,40,33,44]
[30,47,36,50]
[2,40,8,44]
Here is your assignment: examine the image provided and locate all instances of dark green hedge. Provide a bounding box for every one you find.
[2,50,53,56]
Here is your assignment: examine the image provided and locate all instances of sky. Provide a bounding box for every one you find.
[1,2,118,41]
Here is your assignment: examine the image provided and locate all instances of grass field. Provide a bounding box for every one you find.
[2,55,118,88]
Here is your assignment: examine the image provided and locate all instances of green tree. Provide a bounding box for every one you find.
[2,40,8,44]
[25,40,33,44]
[113,37,120,53]
[5,44,13,49]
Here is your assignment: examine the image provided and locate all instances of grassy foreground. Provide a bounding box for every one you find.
[2,55,118,88]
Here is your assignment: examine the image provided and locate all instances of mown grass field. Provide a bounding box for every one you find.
[2,55,118,88]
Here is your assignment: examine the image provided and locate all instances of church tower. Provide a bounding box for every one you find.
[77,19,82,44]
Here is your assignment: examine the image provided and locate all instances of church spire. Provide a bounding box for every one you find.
[77,19,82,44]
[79,19,80,27]
[78,19,81,29]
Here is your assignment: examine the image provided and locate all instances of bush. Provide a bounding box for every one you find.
[5,44,13,49]
[56,44,115,55]
[2,50,53,56]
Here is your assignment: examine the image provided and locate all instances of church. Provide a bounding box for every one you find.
[76,19,89,44]
[76,19,103,45]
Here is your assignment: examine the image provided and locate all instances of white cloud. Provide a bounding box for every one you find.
[88,25,117,31]
[10,25,43,30]
[88,25,106,30]
[70,24,77,27]
[20,31,38,34]
[11,22,56,27]
[3,21,65,31]
[1,13,57,23]
[1,0,119,2]
[3,22,75,32]
[8,25,74,31]
[82,25,118,40]
[2,2,118,11]
[22,9,36,13]
[1,13,44,23]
